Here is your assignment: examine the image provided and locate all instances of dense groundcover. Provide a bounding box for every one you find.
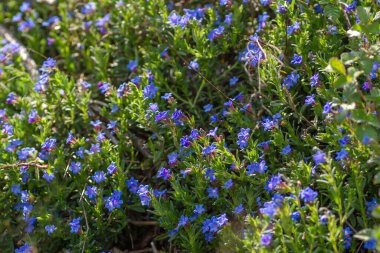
[1,0,380,252]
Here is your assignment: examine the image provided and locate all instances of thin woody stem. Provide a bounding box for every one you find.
[0,162,48,169]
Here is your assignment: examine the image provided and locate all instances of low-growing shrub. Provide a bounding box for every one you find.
[0,0,379,252]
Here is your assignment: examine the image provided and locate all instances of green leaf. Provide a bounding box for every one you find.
[372,205,380,219]
[354,229,373,241]
[374,172,380,185]
[329,57,346,75]
[357,7,370,24]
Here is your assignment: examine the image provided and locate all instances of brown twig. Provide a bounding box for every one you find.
[0,162,48,169]
[128,220,158,226]
[0,25,39,81]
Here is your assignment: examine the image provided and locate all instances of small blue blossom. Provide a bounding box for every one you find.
[85,186,98,200]
[69,161,81,174]
[364,238,377,250]
[92,171,106,183]
[323,102,333,114]
[291,54,302,64]
[233,204,244,215]
[222,179,233,189]
[104,190,123,211]
[194,204,205,215]
[264,174,282,192]
[127,60,138,72]
[207,187,219,198]
[282,72,300,89]
[313,150,326,165]
[126,177,139,194]
[137,184,151,206]
[188,60,199,70]
[260,233,273,246]
[45,225,56,235]
[208,26,224,41]
[178,215,189,227]
[247,160,268,175]
[203,104,213,112]
[42,171,55,183]
[282,144,292,155]
[335,149,348,161]
[157,167,171,180]
[291,211,301,222]
[299,187,318,203]
[143,83,158,99]
[237,128,250,149]
[69,217,81,233]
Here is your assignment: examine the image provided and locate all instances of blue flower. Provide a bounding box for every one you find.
[178,215,189,227]
[247,160,268,175]
[344,1,357,12]
[157,167,171,180]
[194,204,205,215]
[291,211,301,222]
[229,76,239,86]
[127,60,138,72]
[264,174,282,192]
[143,83,158,99]
[45,225,56,235]
[11,184,21,195]
[305,94,316,105]
[222,179,233,189]
[260,201,277,219]
[5,139,23,152]
[43,171,55,183]
[202,214,228,241]
[28,109,40,124]
[310,73,319,87]
[188,60,199,70]
[107,162,118,175]
[168,12,182,26]
[41,138,56,152]
[208,26,224,41]
[299,187,318,203]
[17,147,36,161]
[207,187,219,198]
[287,21,301,35]
[237,128,250,149]
[172,109,184,125]
[364,238,377,250]
[203,104,213,112]
[282,144,291,155]
[335,149,348,161]
[137,185,151,206]
[282,72,300,89]
[323,102,332,114]
[202,143,217,156]
[104,190,123,211]
[313,150,326,165]
[81,2,96,14]
[233,204,244,215]
[126,177,139,193]
[343,227,353,247]
[224,14,233,24]
[367,198,378,214]
[92,171,106,183]
[69,217,81,233]
[69,161,81,175]
[15,243,33,253]
[155,110,170,123]
[260,233,273,246]
[85,186,98,200]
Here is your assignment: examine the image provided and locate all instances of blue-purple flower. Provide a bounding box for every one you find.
[299,187,318,203]
[104,190,123,211]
